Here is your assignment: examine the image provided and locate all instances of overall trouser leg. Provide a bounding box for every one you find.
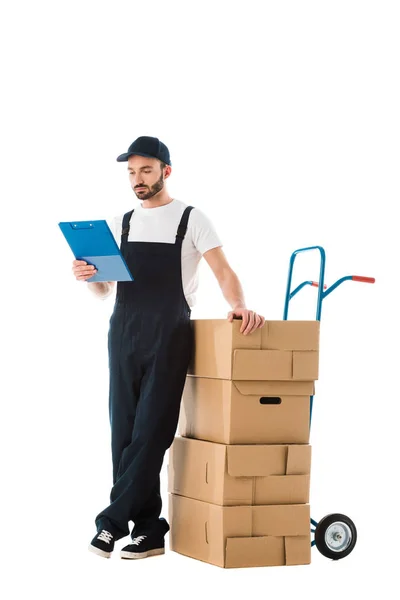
[130,478,162,533]
[107,309,142,486]
[108,318,162,530]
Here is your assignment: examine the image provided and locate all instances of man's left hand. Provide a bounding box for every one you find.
[227,308,266,335]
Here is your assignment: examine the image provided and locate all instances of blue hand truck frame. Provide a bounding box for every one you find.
[283,245,375,560]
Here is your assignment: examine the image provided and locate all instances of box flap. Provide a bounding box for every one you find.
[225,533,311,568]
[225,536,285,568]
[286,445,312,475]
[232,350,293,380]
[226,445,288,477]
[293,351,319,380]
[226,444,311,477]
[232,380,315,396]
[285,536,311,565]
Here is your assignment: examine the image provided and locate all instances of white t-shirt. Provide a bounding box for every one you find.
[106,198,222,308]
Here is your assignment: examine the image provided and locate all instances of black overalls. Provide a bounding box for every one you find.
[94,205,194,540]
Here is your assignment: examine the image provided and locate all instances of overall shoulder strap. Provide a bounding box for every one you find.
[121,209,135,238]
[175,206,194,242]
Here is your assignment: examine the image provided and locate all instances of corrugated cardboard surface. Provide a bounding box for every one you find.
[232,349,319,381]
[188,319,320,380]
[169,494,311,568]
[168,437,311,505]
[179,377,311,444]
[261,320,320,350]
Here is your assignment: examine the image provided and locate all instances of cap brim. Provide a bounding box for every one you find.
[116,151,157,162]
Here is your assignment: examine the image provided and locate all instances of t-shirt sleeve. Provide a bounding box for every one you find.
[190,208,223,255]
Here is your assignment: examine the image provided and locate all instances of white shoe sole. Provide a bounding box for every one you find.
[88,544,112,558]
[120,548,165,560]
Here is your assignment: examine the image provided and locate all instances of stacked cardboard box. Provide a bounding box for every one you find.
[168,319,319,568]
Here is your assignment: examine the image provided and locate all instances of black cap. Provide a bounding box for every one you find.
[116,136,171,165]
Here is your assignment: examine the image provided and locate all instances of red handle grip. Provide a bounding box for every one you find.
[311,281,327,289]
[352,276,375,283]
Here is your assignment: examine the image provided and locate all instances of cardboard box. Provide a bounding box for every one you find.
[169,494,311,568]
[179,377,311,444]
[168,437,311,505]
[188,319,320,380]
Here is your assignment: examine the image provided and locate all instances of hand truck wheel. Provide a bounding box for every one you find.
[314,513,357,560]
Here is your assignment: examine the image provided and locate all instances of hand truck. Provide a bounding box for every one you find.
[284,245,375,560]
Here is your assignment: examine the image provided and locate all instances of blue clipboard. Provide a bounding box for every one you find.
[58,219,134,282]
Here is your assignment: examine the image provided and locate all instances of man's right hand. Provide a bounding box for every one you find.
[72,260,98,281]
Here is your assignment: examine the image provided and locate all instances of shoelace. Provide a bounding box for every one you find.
[131,535,147,546]
[97,530,113,544]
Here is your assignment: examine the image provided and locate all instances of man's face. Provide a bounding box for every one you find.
[127,155,165,200]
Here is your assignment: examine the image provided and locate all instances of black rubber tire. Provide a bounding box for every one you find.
[314,513,357,560]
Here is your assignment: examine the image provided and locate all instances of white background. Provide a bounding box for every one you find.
[1,1,399,598]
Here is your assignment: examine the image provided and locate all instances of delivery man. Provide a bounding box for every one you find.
[72,136,265,560]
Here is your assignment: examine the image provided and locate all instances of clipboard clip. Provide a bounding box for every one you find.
[70,222,96,230]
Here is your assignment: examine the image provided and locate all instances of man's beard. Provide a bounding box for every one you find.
[134,172,164,200]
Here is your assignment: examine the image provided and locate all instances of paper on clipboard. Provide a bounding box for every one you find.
[58,219,134,282]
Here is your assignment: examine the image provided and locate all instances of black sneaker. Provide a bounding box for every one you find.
[89,529,115,558]
[120,533,165,560]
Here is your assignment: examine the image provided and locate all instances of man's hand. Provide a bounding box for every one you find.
[72,260,98,281]
[227,307,266,335]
